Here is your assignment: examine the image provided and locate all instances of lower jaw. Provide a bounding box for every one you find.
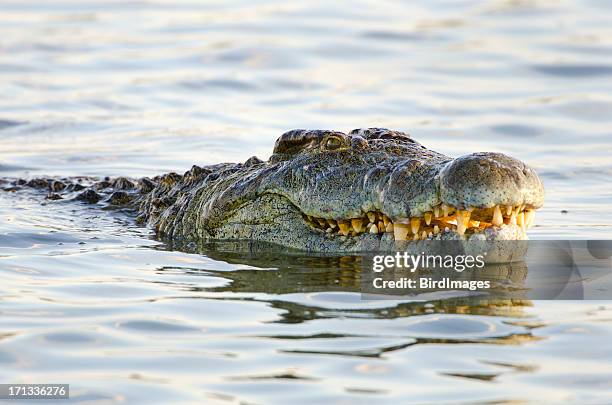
[211,219,527,259]
[322,223,527,246]
[317,224,529,261]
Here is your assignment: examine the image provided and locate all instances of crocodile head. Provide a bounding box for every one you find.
[150,128,544,252]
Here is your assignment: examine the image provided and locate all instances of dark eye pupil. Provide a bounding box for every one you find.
[326,137,341,149]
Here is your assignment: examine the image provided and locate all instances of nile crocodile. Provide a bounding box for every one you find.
[4,128,544,253]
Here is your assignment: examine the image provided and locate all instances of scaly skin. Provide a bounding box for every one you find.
[139,128,544,252]
[4,128,545,254]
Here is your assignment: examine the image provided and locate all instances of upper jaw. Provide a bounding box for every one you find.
[299,152,544,243]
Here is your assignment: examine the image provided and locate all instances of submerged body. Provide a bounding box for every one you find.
[3,128,544,253]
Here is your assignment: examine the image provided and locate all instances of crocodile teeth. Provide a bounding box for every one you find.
[304,204,537,241]
[338,221,350,236]
[525,209,535,228]
[509,210,517,225]
[517,211,525,230]
[367,212,376,223]
[456,210,470,236]
[351,218,363,233]
[433,206,440,218]
[442,204,451,217]
[410,218,421,235]
[394,223,410,241]
[492,205,503,226]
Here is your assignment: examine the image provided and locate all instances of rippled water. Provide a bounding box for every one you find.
[1,1,612,403]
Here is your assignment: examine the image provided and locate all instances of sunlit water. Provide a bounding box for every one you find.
[1,1,612,403]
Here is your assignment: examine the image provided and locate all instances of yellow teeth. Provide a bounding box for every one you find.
[351,218,363,233]
[456,210,471,236]
[338,221,350,236]
[517,211,525,230]
[410,218,421,234]
[442,204,451,217]
[394,223,410,241]
[525,209,535,228]
[433,206,440,218]
[492,205,503,226]
[509,210,517,226]
[367,212,376,223]
[303,203,537,241]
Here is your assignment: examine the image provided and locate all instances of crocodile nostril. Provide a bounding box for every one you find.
[351,136,367,149]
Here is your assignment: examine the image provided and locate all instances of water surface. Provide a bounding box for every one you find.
[1,0,612,403]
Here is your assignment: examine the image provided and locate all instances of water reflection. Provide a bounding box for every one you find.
[163,240,533,321]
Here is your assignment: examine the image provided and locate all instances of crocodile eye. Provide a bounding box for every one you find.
[324,136,343,151]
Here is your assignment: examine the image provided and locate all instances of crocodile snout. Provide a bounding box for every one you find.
[439,152,545,210]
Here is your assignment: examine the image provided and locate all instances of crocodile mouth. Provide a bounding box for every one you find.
[302,203,537,241]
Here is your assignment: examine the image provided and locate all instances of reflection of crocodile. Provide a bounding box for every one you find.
[159,240,532,321]
[5,128,544,252]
